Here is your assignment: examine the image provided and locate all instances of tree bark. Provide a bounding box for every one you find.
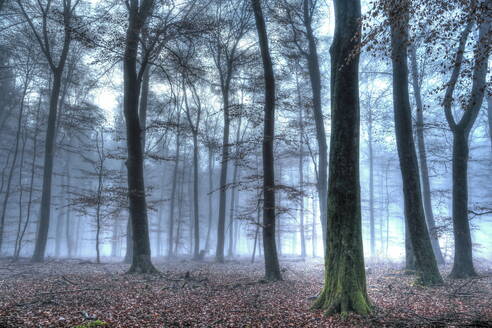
[252,0,282,281]
[409,45,445,264]
[443,0,491,278]
[313,0,370,315]
[123,0,157,274]
[302,0,328,250]
[215,87,230,263]
[389,1,442,285]
[487,94,492,153]
[368,107,375,257]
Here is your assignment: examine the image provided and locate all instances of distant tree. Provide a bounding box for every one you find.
[15,0,80,262]
[206,0,253,263]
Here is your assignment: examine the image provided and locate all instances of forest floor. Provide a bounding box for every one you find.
[0,257,491,327]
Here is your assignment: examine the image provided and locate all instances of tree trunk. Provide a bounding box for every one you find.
[192,133,200,259]
[299,126,306,259]
[302,0,328,251]
[65,152,72,258]
[313,0,370,315]
[215,87,230,263]
[32,70,63,262]
[0,79,28,253]
[252,0,282,281]
[409,45,445,264]
[15,98,41,259]
[205,147,214,252]
[13,124,27,258]
[487,94,492,153]
[122,0,156,274]
[168,109,181,258]
[449,130,476,278]
[368,108,375,257]
[227,150,239,257]
[389,2,442,285]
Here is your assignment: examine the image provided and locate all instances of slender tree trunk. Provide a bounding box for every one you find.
[487,94,492,153]
[192,133,200,259]
[302,0,328,251]
[389,2,442,285]
[14,126,27,258]
[368,108,375,257]
[216,87,230,263]
[205,147,214,252]
[0,80,28,253]
[168,110,181,258]
[16,98,41,259]
[409,45,445,264]
[295,73,307,258]
[227,153,239,257]
[312,196,317,257]
[313,0,370,315]
[252,0,282,281]
[54,174,64,258]
[174,165,186,255]
[95,164,103,264]
[64,152,72,258]
[32,70,63,262]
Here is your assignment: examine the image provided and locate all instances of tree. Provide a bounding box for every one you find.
[16,0,79,262]
[409,44,445,264]
[388,0,443,285]
[123,0,157,274]
[207,0,252,263]
[183,77,203,259]
[442,0,491,278]
[252,0,282,281]
[313,0,370,315]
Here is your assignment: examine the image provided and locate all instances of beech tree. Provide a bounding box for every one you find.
[387,0,443,285]
[252,0,282,281]
[313,0,371,315]
[442,0,491,278]
[15,0,80,262]
[123,0,157,274]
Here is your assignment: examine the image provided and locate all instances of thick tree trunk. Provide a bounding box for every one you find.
[449,130,476,278]
[389,2,442,285]
[409,45,445,264]
[252,0,282,281]
[123,0,156,274]
[313,0,370,315]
